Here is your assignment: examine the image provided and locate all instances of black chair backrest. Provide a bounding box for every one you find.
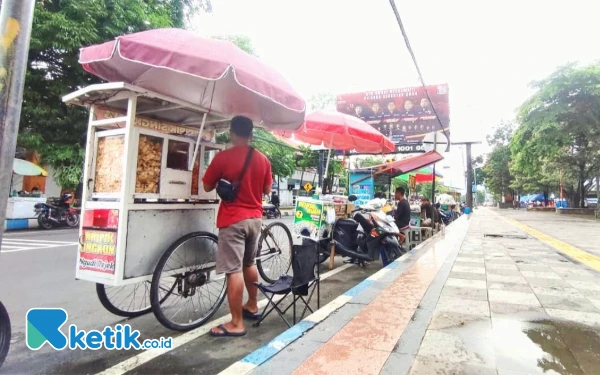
[291,239,319,295]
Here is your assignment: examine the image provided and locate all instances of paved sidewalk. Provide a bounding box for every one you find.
[227,208,600,375]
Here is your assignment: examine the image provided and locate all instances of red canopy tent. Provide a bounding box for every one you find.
[351,151,444,185]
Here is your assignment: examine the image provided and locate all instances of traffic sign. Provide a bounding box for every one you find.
[304,182,313,192]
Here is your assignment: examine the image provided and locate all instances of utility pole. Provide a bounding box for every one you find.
[0,0,36,367]
[0,0,35,243]
[465,143,473,208]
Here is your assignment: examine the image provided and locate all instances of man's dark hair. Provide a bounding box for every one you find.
[230,116,253,138]
[395,187,405,195]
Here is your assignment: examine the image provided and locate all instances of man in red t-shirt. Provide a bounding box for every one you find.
[203,116,273,337]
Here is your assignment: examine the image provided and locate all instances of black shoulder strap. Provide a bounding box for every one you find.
[237,147,254,183]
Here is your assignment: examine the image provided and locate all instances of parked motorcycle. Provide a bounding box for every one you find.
[34,193,80,229]
[315,197,405,267]
[262,203,281,219]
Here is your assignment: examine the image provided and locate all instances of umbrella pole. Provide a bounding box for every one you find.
[324,148,332,192]
[189,112,207,171]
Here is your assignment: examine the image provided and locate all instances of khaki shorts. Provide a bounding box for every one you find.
[217,218,262,274]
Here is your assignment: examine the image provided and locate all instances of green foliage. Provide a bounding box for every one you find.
[482,121,516,201]
[481,62,600,206]
[511,62,600,206]
[358,156,384,168]
[307,92,336,111]
[215,129,298,178]
[297,145,318,171]
[213,34,257,56]
[253,129,296,178]
[19,0,208,189]
[476,190,485,205]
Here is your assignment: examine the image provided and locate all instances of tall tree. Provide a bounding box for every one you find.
[18,0,210,189]
[296,145,318,186]
[513,62,600,207]
[482,121,515,201]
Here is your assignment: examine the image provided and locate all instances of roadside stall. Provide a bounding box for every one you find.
[277,111,394,237]
[277,111,395,269]
[63,28,305,332]
[351,151,445,248]
[5,160,48,229]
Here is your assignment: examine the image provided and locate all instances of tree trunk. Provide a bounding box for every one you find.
[299,169,305,187]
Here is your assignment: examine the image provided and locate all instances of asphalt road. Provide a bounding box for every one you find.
[0,218,379,374]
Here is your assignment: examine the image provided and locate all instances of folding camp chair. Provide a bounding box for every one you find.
[254,238,320,328]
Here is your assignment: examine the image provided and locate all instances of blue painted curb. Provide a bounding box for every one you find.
[4,219,38,230]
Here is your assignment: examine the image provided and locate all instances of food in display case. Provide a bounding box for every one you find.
[135,135,163,194]
[94,136,124,193]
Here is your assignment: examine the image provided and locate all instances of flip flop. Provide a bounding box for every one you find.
[209,324,247,338]
[243,308,261,320]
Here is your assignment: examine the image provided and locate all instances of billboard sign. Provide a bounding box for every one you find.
[336,84,450,153]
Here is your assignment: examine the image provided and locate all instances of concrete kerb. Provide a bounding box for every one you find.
[219,218,468,375]
[4,218,38,230]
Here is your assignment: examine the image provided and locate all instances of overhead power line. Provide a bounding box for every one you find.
[388,0,450,141]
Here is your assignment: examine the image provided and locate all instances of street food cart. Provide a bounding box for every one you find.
[64,83,231,331]
[64,28,306,332]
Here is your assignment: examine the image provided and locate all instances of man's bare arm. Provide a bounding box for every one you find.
[204,182,215,193]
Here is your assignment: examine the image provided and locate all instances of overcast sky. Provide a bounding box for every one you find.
[192,0,599,190]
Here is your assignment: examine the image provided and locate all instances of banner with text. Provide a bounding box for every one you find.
[336,84,450,153]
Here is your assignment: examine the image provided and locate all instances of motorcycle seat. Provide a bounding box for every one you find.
[262,204,275,209]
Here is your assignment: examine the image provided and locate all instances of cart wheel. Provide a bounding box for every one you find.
[96,282,154,318]
[256,222,293,284]
[150,232,226,331]
[0,301,10,368]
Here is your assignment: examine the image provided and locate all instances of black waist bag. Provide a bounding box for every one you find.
[216,147,254,202]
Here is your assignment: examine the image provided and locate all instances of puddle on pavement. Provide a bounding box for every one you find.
[491,319,600,375]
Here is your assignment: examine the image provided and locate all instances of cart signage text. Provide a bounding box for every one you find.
[293,200,325,239]
[79,230,117,274]
[95,107,215,142]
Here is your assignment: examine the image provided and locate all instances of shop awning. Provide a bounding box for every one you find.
[351,151,444,185]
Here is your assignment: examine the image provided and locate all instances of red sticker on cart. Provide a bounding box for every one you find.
[79,230,117,274]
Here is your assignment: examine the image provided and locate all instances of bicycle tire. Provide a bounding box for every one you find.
[256,222,293,284]
[0,301,10,368]
[150,232,226,331]
[96,282,154,318]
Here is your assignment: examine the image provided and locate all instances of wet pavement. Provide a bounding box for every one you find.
[238,208,600,375]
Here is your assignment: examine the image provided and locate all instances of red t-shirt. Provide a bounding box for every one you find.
[203,145,273,228]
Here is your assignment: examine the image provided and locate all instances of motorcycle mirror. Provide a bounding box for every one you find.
[348,195,358,202]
